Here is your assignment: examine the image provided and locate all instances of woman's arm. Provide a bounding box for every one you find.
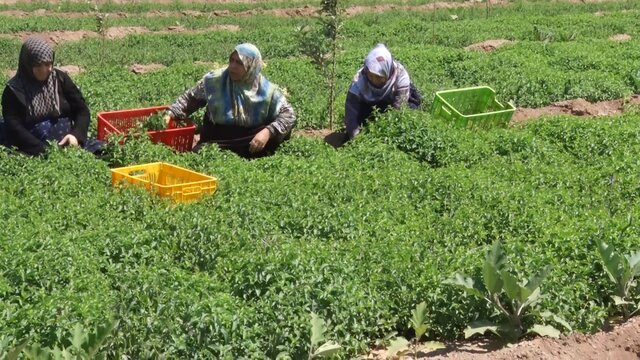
[1,86,47,155]
[58,70,90,145]
[167,79,207,120]
[266,96,296,143]
[345,91,368,139]
[391,63,411,109]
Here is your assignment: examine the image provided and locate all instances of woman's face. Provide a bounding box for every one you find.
[228,51,247,82]
[365,69,387,88]
[32,62,53,82]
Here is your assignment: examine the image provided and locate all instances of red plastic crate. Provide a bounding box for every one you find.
[97,105,196,152]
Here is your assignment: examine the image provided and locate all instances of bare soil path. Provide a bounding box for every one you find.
[363,316,640,359]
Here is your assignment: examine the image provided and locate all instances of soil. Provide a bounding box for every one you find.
[363,316,640,359]
[0,0,508,20]
[464,39,514,53]
[294,129,347,148]
[128,63,166,74]
[104,26,149,39]
[57,65,83,76]
[510,95,640,124]
[609,33,632,42]
[0,30,98,44]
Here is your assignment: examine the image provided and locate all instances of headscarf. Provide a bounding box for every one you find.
[349,44,406,103]
[7,37,61,122]
[202,43,283,127]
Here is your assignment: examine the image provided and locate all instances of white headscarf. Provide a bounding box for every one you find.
[348,44,399,103]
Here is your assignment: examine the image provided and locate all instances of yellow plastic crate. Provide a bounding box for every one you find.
[111,162,218,203]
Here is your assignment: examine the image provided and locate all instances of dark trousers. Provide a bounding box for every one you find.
[0,117,103,155]
[194,122,286,159]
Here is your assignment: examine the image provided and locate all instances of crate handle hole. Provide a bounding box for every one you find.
[128,169,147,177]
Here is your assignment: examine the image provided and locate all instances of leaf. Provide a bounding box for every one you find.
[386,337,410,358]
[626,251,640,277]
[486,241,507,271]
[411,302,428,339]
[524,265,551,295]
[597,240,627,284]
[443,273,484,298]
[528,324,560,338]
[70,324,87,351]
[500,270,521,302]
[275,352,292,360]
[539,311,572,331]
[483,262,503,296]
[5,339,29,360]
[311,341,341,358]
[422,341,446,350]
[520,286,542,311]
[464,320,501,339]
[612,295,633,305]
[310,313,326,347]
[85,320,117,357]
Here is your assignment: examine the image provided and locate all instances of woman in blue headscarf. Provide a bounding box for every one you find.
[344,44,421,140]
[166,43,296,158]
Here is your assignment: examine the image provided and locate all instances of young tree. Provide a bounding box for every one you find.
[297,0,343,130]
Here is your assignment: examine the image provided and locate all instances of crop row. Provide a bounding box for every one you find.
[1,109,640,357]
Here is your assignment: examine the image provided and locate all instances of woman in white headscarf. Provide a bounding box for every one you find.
[344,44,421,140]
[1,37,94,156]
[166,43,296,158]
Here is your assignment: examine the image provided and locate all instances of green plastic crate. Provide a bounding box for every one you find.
[430,86,515,128]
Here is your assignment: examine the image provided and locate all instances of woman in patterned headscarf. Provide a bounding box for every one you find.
[166,43,296,158]
[344,44,422,140]
[1,37,93,156]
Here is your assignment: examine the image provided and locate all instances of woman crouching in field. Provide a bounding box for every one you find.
[165,43,296,158]
[1,37,100,156]
[344,43,422,140]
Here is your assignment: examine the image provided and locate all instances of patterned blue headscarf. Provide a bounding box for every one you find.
[202,43,284,127]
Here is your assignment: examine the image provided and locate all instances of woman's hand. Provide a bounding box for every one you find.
[249,128,271,153]
[58,134,79,147]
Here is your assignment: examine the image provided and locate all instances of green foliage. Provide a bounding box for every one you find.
[1,321,116,360]
[296,0,343,129]
[387,302,444,359]
[444,241,571,342]
[308,313,341,359]
[3,1,640,358]
[597,236,640,319]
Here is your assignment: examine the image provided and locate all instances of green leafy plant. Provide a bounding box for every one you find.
[141,111,168,131]
[387,302,444,359]
[296,0,343,130]
[2,321,117,360]
[308,313,341,359]
[597,239,640,319]
[444,241,571,342]
[134,111,186,132]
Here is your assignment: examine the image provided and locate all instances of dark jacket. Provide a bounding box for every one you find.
[1,69,90,156]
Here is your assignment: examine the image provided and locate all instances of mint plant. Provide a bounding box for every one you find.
[2,321,117,360]
[444,241,571,342]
